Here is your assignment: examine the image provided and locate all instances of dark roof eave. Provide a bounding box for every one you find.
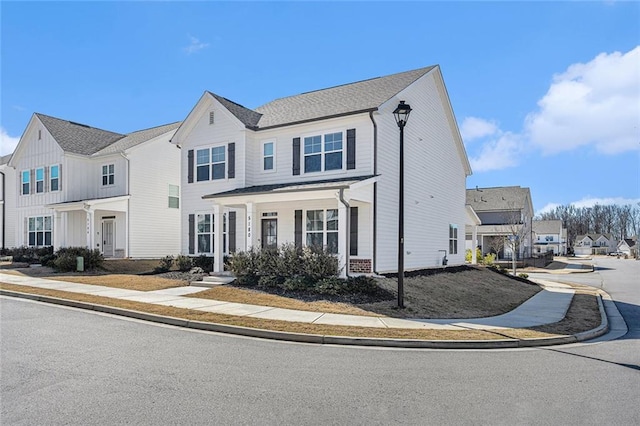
[253,108,378,131]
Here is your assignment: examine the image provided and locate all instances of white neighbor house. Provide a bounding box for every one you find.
[172,66,472,276]
[532,219,566,255]
[5,113,181,258]
[574,234,616,256]
[1,154,17,250]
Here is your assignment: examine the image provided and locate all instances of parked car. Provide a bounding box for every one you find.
[608,251,624,256]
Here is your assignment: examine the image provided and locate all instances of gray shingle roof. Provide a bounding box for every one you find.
[92,121,181,156]
[36,113,125,155]
[533,220,562,234]
[216,66,433,130]
[466,186,532,212]
[208,93,262,129]
[0,153,12,165]
[203,175,376,199]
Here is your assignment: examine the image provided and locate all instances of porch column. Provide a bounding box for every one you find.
[471,225,478,264]
[53,211,62,250]
[337,200,348,278]
[85,208,95,250]
[246,202,256,250]
[213,204,224,273]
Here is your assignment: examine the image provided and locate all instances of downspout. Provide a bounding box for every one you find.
[369,111,378,273]
[338,188,350,277]
[120,152,131,258]
[0,170,5,250]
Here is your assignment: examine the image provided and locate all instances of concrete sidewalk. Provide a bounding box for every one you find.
[0,272,609,348]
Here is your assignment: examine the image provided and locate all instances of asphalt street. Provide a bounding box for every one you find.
[1,257,639,425]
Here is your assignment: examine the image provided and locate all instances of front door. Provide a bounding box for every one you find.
[261,219,277,249]
[102,220,115,257]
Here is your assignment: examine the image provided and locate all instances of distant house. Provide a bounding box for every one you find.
[532,219,566,255]
[617,238,637,258]
[465,186,534,260]
[172,66,472,275]
[1,154,16,250]
[5,113,181,258]
[574,233,616,256]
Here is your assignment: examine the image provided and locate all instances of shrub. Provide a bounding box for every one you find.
[228,249,259,285]
[518,273,529,279]
[155,255,174,273]
[465,248,482,263]
[51,247,104,272]
[175,255,193,272]
[482,253,496,266]
[193,255,215,273]
[2,246,54,264]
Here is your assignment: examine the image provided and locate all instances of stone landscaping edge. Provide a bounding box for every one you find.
[0,288,610,349]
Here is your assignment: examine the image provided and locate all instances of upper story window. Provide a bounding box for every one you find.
[168,184,179,208]
[197,146,225,181]
[263,141,274,171]
[21,170,30,195]
[545,236,554,242]
[35,167,44,193]
[50,165,60,191]
[304,132,343,173]
[449,224,458,254]
[306,209,338,254]
[102,164,115,186]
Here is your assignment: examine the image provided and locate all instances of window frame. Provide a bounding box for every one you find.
[28,215,52,247]
[305,209,339,254]
[21,170,30,195]
[262,140,276,172]
[449,224,458,255]
[102,164,115,186]
[49,164,60,192]
[196,145,227,182]
[303,130,344,174]
[35,167,44,193]
[195,212,227,255]
[168,184,179,209]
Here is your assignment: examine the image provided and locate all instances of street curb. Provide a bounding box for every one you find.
[0,289,609,349]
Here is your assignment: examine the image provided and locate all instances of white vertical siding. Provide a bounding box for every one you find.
[64,154,127,202]
[127,132,181,258]
[375,71,468,272]
[1,165,16,248]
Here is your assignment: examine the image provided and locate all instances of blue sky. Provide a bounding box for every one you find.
[1,1,638,214]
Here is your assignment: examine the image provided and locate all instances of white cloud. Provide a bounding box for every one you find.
[468,131,524,172]
[0,127,20,156]
[525,46,640,155]
[184,35,209,55]
[460,117,499,142]
[536,197,640,216]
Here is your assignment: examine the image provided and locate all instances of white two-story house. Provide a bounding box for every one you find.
[532,219,566,255]
[172,66,472,275]
[574,233,616,256]
[6,113,181,258]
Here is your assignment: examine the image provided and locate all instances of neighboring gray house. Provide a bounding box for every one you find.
[173,66,472,275]
[1,153,16,250]
[5,113,182,258]
[617,237,637,258]
[465,186,534,260]
[532,219,566,255]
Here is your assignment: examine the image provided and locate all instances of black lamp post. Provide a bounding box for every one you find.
[393,100,412,309]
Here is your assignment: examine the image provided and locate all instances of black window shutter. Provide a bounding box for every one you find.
[228,143,235,179]
[350,207,358,256]
[187,150,194,183]
[292,137,301,176]
[294,210,302,249]
[228,211,236,253]
[346,128,356,170]
[188,214,195,254]
[44,167,49,192]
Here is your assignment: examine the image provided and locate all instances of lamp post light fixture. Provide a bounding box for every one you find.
[393,100,412,309]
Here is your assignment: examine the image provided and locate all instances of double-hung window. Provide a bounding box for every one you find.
[449,224,458,255]
[168,185,179,208]
[35,168,44,193]
[196,146,226,181]
[304,132,343,173]
[50,165,60,191]
[28,216,52,247]
[263,142,274,171]
[196,213,227,254]
[306,209,338,253]
[21,170,30,195]
[102,164,115,186]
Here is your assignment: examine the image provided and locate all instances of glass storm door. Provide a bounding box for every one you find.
[102,220,115,257]
[261,219,277,249]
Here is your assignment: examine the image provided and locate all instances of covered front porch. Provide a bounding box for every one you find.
[46,195,130,258]
[200,176,376,277]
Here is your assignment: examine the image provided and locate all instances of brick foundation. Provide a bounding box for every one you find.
[349,258,372,274]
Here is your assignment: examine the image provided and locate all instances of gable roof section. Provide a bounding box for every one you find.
[466,186,532,212]
[253,66,435,129]
[208,93,262,129]
[0,154,12,165]
[36,113,125,155]
[92,121,181,156]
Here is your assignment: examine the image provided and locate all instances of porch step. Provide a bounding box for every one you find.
[190,273,236,288]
